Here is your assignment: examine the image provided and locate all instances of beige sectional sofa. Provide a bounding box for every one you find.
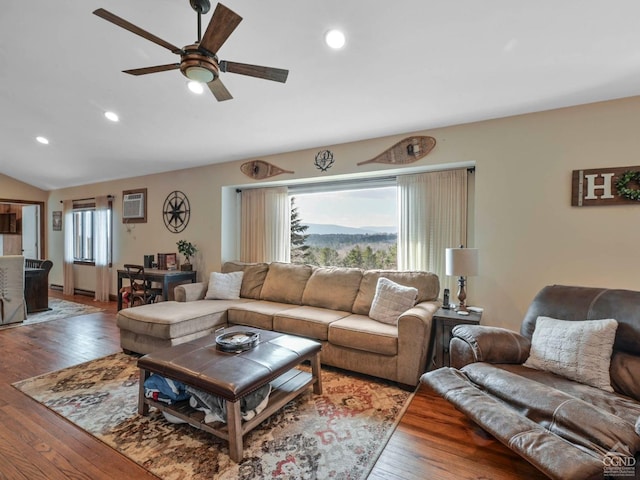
[117,261,440,386]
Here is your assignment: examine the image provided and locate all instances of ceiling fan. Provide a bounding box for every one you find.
[93,0,289,101]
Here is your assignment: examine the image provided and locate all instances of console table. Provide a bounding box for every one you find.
[117,268,196,310]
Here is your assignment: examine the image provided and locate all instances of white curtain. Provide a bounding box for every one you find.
[240,187,290,262]
[397,169,468,296]
[62,199,75,295]
[94,196,111,301]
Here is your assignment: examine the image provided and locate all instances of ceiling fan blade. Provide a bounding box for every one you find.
[207,78,233,101]
[220,61,289,83]
[123,63,181,76]
[199,3,242,54]
[93,8,184,54]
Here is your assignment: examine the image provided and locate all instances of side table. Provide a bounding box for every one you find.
[428,308,482,370]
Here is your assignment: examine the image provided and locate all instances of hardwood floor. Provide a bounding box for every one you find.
[0,291,547,479]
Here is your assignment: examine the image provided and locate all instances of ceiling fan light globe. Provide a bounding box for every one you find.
[185,66,215,83]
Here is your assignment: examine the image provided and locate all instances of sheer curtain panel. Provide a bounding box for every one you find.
[94,196,111,301]
[397,169,468,296]
[240,187,290,263]
[62,199,75,295]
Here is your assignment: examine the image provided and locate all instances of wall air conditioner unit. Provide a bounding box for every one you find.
[123,192,145,219]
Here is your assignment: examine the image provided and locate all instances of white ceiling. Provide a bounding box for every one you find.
[3,0,640,191]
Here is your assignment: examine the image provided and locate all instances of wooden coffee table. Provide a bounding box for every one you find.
[137,326,322,462]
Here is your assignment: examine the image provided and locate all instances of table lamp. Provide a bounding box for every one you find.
[445,246,479,313]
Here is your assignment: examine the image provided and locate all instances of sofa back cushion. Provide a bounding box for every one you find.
[260,262,313,305]
[352,270,440,315]
[301,266,363,311]
[521,285,640,401]
[222,261,269,299]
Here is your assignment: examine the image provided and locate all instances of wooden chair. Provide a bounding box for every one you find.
[122,264,162,307]
[24,258,53,313]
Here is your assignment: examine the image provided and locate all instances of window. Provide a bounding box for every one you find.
[290,183,398,268]
[72,201,112,265]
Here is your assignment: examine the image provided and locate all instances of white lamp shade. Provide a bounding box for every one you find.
[445,248,479,277]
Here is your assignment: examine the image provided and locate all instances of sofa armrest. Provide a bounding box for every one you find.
[449,325,531,369]
[174,282,208,302]
[396,300,440,385]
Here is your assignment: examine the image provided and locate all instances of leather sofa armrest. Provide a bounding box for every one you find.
[449,325,531,369]
[174,282,208,302]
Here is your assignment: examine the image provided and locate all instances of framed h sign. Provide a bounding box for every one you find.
[571,166,640,207]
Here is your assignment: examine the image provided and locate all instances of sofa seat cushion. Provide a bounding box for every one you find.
[117,300,253,340]
[457,363,640,455]
[329,314,398,356]
[301,267,363,311]
[227,300,298,330]
[120,328,215,355]
[488,363,640,425]
[273,306,351,341]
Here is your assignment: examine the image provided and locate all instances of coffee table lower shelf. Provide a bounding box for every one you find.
[139,368,316,460]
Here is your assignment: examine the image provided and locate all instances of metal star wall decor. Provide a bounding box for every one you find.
[163,190,190,233]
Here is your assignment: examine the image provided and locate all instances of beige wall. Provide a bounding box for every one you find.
[0,173,48,202]
[40,95,640,332]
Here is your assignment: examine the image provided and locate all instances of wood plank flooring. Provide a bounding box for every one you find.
[0,291,547,479]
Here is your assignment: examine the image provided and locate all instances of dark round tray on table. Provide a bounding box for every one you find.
[215,331,260,352]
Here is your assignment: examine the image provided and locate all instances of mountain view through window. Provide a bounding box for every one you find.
[290,186,397,269]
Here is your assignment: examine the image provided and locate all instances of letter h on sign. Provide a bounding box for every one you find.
[572,166,640,207]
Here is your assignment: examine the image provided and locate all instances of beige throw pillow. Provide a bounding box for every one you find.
[205,271,244,300]
[524,316,618,392]
[369,277,418,325]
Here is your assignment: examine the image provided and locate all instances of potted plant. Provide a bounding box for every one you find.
[176,240,197,271]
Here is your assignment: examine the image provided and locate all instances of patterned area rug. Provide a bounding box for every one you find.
[0,298,104,330]
[13,353,414,480]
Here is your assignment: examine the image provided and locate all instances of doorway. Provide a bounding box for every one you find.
[0,199,45,258]
[22,204,40,258]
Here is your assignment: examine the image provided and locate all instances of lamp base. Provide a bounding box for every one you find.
[455,276,468,312]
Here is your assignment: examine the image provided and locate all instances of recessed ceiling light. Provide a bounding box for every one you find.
[36,136,49,145]
[325,29,346,49]
[104,111,119,122]
[187,81,205,94]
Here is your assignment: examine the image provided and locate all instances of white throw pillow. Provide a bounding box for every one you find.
[369,277,418,325]
[524,316,618,392]
[205,271,244,300]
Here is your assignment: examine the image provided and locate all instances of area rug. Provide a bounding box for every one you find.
[0,298,104,330]
[13,352,414,480]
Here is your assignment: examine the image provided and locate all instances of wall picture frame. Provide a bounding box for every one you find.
[52,211,62,231]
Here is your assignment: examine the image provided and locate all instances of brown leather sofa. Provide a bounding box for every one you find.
[421,285,640,480]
